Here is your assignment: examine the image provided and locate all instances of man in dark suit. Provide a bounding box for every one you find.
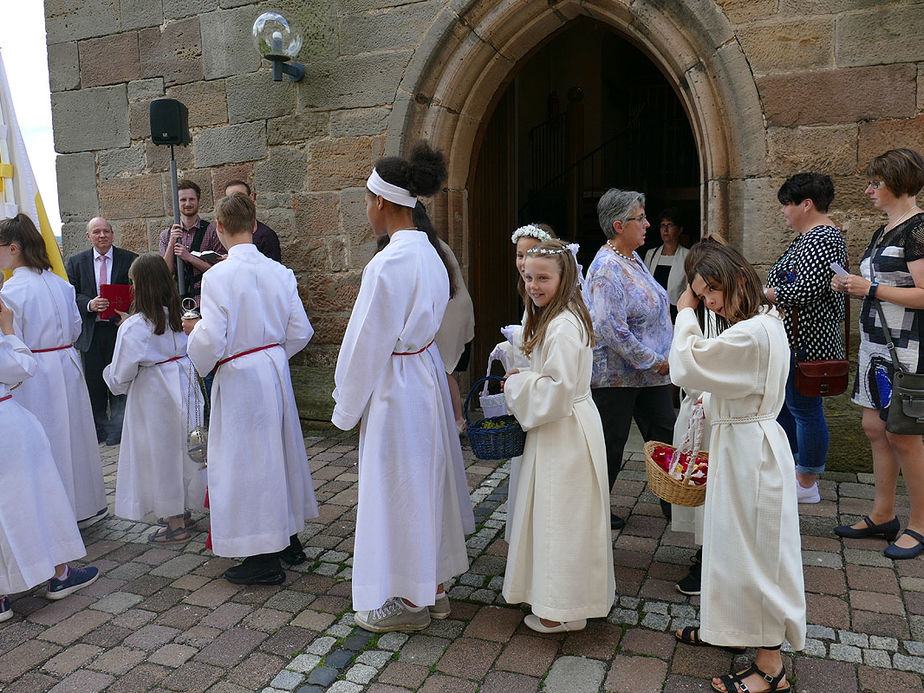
[65,217,138,445]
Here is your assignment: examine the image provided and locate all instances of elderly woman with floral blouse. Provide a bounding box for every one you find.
[586,189,675,529]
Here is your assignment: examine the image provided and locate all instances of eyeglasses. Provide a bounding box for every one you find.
[659,222,678,229]
[625,214,647,223]
[867,180,884,189]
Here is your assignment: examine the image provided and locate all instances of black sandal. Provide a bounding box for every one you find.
[675,626,746,653]
[712,662,790,693]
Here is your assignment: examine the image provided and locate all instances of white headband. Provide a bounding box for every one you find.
[510,224,553,244]
[367,169,418,208]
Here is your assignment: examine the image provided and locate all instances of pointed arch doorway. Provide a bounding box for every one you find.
[468,17,701,378]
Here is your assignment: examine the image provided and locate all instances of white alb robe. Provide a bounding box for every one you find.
[332,230,474,611]
[503,310,615,622]
[0,335,86,594]
[669,308,806,649]
[103,313,206,521]
[187,243,318,557]
[0,267,106,521]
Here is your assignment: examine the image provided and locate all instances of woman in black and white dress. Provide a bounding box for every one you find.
[831,148,924,560]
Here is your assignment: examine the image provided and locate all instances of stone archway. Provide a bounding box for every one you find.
[386,0,767,260]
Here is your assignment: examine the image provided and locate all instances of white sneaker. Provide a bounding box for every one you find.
[797,482,821,504]
[77,507,109,529]
[354,597,431,633]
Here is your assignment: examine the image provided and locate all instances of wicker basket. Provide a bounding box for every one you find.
[464,376,526,461]
[644,441,707,507]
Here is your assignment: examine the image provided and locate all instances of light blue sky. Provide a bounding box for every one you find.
[0,3,60,235]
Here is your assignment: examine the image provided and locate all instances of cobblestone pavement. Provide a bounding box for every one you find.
[2,427,924,692]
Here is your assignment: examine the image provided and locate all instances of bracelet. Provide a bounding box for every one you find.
[868,282,879,298]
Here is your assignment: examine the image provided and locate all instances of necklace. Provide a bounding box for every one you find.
[606,240,638,264]
[887,206,922,230]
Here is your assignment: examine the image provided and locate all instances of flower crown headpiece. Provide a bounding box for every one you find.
[526,246,569,256]
[510,223,552,244]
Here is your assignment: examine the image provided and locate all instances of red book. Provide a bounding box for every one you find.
[99,284,133,320]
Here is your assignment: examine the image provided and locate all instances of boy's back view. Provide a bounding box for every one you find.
[186,193,318,584]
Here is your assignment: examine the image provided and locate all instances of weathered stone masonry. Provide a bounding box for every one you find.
[46,0,924,420]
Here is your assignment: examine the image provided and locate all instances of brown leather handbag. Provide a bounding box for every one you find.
[792,285,850,398]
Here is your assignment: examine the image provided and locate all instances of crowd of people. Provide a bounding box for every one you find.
[0,142,922,692]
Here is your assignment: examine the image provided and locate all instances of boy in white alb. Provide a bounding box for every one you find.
[185,193,318,584]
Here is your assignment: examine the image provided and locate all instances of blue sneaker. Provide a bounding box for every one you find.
[0,595,12,622]
[45,565,99,600]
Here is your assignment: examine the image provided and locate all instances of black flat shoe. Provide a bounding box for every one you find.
[833,515,899,542]
[611,514,626,530]
[224,555,285,585]
[884,529,924,560]
[278,535,307,567]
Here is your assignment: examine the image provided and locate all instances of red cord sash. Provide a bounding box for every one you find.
[392,340,433,356]
[216,343,280,368]
[154,355,185,366]
[31,344,73,353]
[0,395,10,403]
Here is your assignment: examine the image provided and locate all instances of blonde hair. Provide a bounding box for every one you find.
[521,240,594,357]
[216,192,256,234]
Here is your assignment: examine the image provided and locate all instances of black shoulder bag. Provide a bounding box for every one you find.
[873,299,924,434]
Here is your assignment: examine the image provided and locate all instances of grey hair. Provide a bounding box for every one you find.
[596,189,645,239]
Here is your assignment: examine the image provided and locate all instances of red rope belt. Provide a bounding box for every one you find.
[216,343,280,368]
[31,344,73,353]
[392,340,433,356]
[0,395,10,403]
[154,355,185,366]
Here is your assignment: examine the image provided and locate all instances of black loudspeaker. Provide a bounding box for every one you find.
[150,98,190,146]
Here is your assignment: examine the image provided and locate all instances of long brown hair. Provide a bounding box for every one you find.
[521,240,594,357]
[683,241,769,331]
[128,254,182,335]
[0,214,51,270]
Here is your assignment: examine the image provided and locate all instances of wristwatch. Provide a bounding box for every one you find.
[868,282,879,298]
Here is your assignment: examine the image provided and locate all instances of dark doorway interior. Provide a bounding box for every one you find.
[468,18,700,379]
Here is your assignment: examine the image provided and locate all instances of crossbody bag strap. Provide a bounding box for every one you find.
[868,227,905,374]
[874,298,906,374]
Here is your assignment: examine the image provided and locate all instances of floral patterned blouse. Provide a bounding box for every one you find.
[584,245,672,388]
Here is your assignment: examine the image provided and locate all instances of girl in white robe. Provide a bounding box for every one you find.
[0,297,99,620]
[502,240,614,633]
[186,194,317,585]
[333,144,473,633]
[668,242,805,693]
[103,254,206,544]
[0,214,106,525]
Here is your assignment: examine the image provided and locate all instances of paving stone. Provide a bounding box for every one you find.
[605,654,670,693]
[270,669,304,690]
[544,655,606,693]
[261,626,314,658]
[893,653,924,675]
[111,608,157,629]
[495,634,559,676]
[863,649,891,667]
[325,647,355,668]
[852,610,911,639]
[161,660,224,692]
[418,674,477,692]
[288,654,322,673]
[794,658,859,693]
[46,668,115,692]
[378,661,429,688]
[857,665,924,692]
[464,606,523,642]
[399,634,450,667]
[196,627,268,667]
[305,665,338,687]
[42,643,101,675]
[305,635,337,656]
[201,603,253,629]
[228,652,287,689]
[149,643,198,667]
[830,643,863,663]
[620,628,676,659]
[436,637,502,679]
[92,591,145,614]
[124,624,181,650]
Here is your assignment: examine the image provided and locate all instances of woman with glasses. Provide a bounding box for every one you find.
[644,208,690,321]
[831,148,924,559]
[585,189,675,529]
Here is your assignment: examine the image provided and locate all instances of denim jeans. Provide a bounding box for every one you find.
[777,359,829,475]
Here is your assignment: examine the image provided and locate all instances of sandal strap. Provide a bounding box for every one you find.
[679,626,701,644]
[717,662,786,693]
[902,528,924,544]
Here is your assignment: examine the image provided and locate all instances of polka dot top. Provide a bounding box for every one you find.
[767,224,848,361]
